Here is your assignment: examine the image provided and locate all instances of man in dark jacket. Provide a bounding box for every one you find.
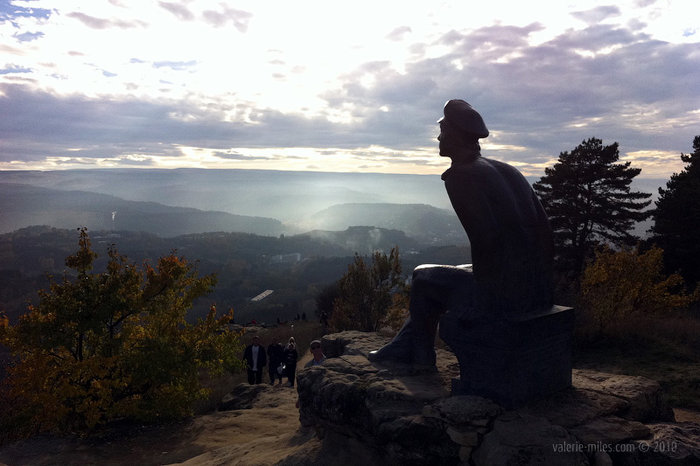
[267,341,284,385]
[243,335,267,384]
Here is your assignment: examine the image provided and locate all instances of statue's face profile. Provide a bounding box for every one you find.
[438,120,460,157]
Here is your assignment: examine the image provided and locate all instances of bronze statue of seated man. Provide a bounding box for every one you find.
[369,99,554,368]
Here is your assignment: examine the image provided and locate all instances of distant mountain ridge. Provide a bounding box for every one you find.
[0,168,451,222]
[0,183,285,237]
[1,182,469,246]
[1,168,662,241]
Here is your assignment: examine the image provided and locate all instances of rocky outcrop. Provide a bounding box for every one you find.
[295,331,700,466]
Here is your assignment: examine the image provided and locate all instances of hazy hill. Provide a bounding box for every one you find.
[300,203,465,246]
[299,225,422,254]
[0,169,451,222]
[0,183,285,237]
[0,168,668,253]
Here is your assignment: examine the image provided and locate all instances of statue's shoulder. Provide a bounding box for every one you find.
[442,156,498,182]
[479,156,517,173]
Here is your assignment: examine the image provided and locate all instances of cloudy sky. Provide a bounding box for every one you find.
[0,0,698,178]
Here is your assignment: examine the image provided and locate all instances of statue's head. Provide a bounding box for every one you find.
[438,99,489,140]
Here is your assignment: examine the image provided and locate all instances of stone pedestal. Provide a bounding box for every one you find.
[294,332,692,466]
[441,305,574,409]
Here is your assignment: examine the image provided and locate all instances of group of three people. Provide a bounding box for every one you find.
[243,336,326,386]
[243,335,297,386]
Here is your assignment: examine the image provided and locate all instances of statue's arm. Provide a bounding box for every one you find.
[446,175,500,254]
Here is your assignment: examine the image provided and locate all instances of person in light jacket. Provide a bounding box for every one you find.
[283,337,298,387]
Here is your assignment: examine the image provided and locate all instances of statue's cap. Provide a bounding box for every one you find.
[438,99,489,139]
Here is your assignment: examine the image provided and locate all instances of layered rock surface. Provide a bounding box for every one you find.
[294,331,700,466]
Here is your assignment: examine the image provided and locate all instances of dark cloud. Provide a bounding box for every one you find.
[634,0,658,7]
[212,151,274,161]
[152,60,197,70]
[0,84,358,163]
[66,12,111,29]
[318,22,699,165]
[109,157,158,167]
[386,26,411,41]
[202,5,252,31]
[0,44,21,54]
[0,85,232,161]
[571,6,621,25]
[444,23,544,53]
[0,18,698,175]
[66,11,145,29]
[48,156,156,167]
[158,1,194,21]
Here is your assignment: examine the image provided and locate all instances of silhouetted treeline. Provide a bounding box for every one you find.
[0,226,469,325]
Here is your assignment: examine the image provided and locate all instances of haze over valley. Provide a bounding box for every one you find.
[0,168,452,224]
[0,168,663,238]
[0,168,662,325]
[0,169,476,327]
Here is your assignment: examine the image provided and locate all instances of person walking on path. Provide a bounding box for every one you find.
[267,341,284,385]
[283,337,298,387]
[243,335,267,385]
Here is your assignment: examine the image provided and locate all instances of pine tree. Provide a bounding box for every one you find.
[533,138,652,278]
[650,136,700,286]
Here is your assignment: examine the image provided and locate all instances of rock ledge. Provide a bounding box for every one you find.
[295,331,700,466]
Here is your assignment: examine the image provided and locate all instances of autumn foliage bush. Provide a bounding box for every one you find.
[577,245,696,335]
[0,228,244,441]
[329,247,409,333]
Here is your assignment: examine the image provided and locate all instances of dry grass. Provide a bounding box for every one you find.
[574,313,700,410]
[245,319,326,351]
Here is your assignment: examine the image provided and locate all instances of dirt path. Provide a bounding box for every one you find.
[167,384,321,466]
[0,357,319,466]
[2,351,699,465]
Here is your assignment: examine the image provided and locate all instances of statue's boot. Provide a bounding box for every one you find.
[368,341,436,373]
[368,318,414,363]
[368,319,436,369]
[368,338,411,363]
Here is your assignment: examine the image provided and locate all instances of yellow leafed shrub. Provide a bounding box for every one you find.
[578,245,695,333]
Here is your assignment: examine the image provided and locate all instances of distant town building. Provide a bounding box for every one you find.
[251,289,274,302]
[270,253,301,264]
